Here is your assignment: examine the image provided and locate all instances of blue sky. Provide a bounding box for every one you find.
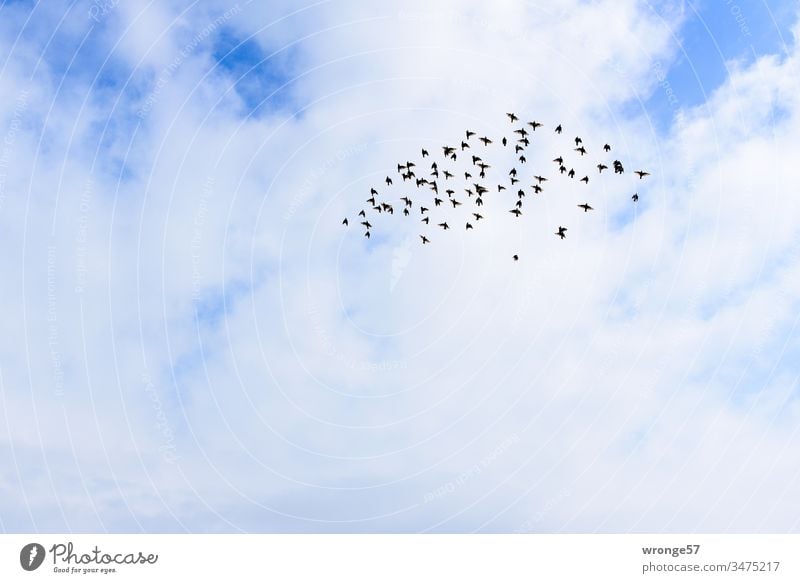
[1,0,800,533]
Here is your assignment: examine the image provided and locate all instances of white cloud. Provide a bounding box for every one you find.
[1,0,799,532]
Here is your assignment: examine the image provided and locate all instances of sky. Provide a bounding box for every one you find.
[0,0,799,533]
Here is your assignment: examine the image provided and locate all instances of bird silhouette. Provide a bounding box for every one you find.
[578,203,593,212]
[385,176,392,185]
[597,163,608,173]
[507,112,518,122]
[422,216,430,224]
[632,193,639,202]
[534,175,548,184]
[473,213,483,221]
[420,235,430,244]
[580,176,589,184]
[555,226,567,239]
[575,137,582,146]
[466,130,475,139]
[466,222,473,230]
[528,121,543,130]
[603,143,611,152]
[634,170,651,179]
[509,208,522,217]
[519,155,526,163]
[461,141,470,150]
[479,136,492,146]
[342,218,348,226]
[575,146,587,156]
[365,231,371,238]
[358,210,366,217]
[513,254,519,261]
[439,222,450,230]
[555,124,562,134]
[421,148,429,157]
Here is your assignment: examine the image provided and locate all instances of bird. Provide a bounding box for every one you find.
[519,155,526,163]
[580,176,589,184]
[512,254,519,261]
[568,168,575,178]
[466,222,473,230]
[528,121,543,130]
[509,208,522,217]
[434,197,443,206]
[358,210,366,217]
[422,217,430,224]
[451,199,462,208]
[466,130,475,139]
[367,196,376,205]
[385,176,392,185]
[509,168,517,177]
[555,226,567,239]
[603,143,611,152]
[438,222,450,230]
[464,172,472,180]
[575,137,582,146]
[444,170,453,179]
[507,112,518,122]
[420,235,430,244]
[365,231,371,238]
[473,213,483,221]
[461,141,470,150]
[514,128,528,137]
[553,156,563,165]
[575,146,587,156]
[421,148,429,157]
[443,146,455,156]
[498,184,506,192]
[342,218,348,226]
[420,206,429,214]
[635,170,651,179]
[554,124,562,134]
[532,184,542,194]
[534,175,548,184]
[403,208,409,216]
[370,188,378,195]
[401,196,412,207]
[597,163,608,173]
[632,193,639,202]
[578,203,593,212]
[479,136,492,146]
[502,137,507,146]
[397,163,406,173]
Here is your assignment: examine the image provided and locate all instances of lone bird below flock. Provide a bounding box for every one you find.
[342,112,647,255]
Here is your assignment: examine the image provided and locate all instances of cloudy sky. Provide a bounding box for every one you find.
[1,0,799,533]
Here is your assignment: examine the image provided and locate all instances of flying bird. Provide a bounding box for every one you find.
[580,176,589,184]
[507,112,518,122]
[635,170,651,179]
[421,149,429,157]
[509,208,522,217]
[578,203,593,212]
[632,193,639,202]
[555,124,562,134]
[420,235,430,244]
[528,121,543,130]
[555,226,567,239]
[575,146,587,156]
[342,218,348,226]
[466,222,473,230]
[603,143,611,152]
[597,164,608,173]
[439,222,450,230]
[479,136,493,146]
[513,254,519,261]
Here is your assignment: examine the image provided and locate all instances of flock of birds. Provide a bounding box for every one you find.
[343,112,650,260]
